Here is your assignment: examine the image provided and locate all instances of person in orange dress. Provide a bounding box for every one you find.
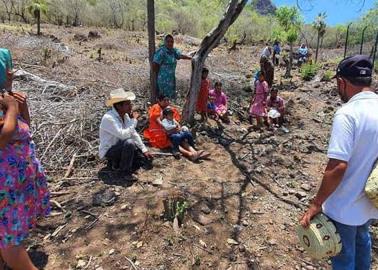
[196,67,210,121]
[143,95,180,149]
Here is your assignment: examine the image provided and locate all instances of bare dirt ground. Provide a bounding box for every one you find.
[1,23,378,270]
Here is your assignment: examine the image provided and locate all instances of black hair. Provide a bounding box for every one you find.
[158,94,168,101]
[202,67,209,73]
[214,81,222,87]
[344,76,372,87]
[165,34,174,42]
[271,88,278,92]
[163,107,173,116]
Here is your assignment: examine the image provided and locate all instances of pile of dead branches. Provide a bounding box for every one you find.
[14,69,106,175]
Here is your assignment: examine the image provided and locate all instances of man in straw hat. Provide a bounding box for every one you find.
[99,88,153,177]
[300,55,378,269]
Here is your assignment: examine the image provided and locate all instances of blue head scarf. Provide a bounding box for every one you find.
[0,48,13,89]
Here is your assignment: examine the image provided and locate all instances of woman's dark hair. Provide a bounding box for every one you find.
[165,34,174,42]
[158,94,168,101]
[202,67,209,73]
[214,81,222,87]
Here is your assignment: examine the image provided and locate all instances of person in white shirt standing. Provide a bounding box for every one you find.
[99,88,153,178]
[300,55,378,269]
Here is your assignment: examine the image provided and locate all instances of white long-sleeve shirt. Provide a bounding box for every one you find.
[99,108,148,159]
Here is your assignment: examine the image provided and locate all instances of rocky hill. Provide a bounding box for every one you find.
[252,0,277,15]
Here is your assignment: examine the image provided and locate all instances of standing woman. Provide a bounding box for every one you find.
[152,34,192,99]
[0,48,50,270]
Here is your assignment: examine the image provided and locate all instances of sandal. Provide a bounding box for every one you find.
[190,152,199,162]
[198,151,211,159]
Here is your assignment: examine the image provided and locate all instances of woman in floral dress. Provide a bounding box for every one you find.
[0,48,50,270]
[152,35,192,99]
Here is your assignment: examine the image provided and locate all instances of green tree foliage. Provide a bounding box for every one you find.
[275,6,301,77]
[312,12,326,63]
[27,0,48,35]
[1,0,376,52]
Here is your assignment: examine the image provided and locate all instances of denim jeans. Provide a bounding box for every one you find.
[169,131,194,151]
[331,219,372,270]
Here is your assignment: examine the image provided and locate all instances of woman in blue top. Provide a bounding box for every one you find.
[152,35,192,99]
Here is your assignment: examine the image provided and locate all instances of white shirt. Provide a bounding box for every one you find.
[161,118,177,131]
[323,91,378,225]
[99,108,147,159]
[261,47,271,58]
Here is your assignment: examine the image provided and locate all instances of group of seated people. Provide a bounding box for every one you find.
[99,63,286,178]
[99,88,212,179]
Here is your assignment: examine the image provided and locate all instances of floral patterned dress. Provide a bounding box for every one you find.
[0,117,50,248]
[153,46,182,99]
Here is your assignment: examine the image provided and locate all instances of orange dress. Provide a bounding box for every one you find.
[196,79,210,113]
[143,104,181,149]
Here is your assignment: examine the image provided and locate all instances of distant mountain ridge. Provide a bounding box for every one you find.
[251,0,277,15]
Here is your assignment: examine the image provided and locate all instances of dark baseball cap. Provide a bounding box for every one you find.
[334,55,372,78]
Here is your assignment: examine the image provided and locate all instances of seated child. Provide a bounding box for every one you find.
[162,107,209,161]
[207,95,218,120]
[267,88,285,127]
[209,81,229,123]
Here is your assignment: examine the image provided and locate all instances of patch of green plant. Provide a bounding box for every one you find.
[300,63,320,81]
[322,70,333,82]
[163,198,189,224]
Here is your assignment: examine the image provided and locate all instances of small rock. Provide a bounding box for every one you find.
[239,244,246,252]
[242,220,249,227]
[227,238,239,245]
[200,205,211,215]
[152,176,163,186]
[268,239,277,246]
[192,214,214,226]
[301,183,311,192]
[76,259,86,269]
[295,191,307,200]
[109,249,115,255]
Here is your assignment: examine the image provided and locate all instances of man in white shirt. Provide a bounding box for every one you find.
[261,45,272,59]
[300,55,378,269]
[99,88,153,177]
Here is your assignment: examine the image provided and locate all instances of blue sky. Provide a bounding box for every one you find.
[272,0,376,25]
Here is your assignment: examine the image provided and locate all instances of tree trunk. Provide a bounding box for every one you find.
[37,11,41,35]
[285,42,293,78]
[315,31,320,63]
[147,0,157,103]
[182,0,248,123]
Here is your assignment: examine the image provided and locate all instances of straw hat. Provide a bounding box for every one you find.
[105,88,136,107]
[365,159,378,208]
[296,213,342,259]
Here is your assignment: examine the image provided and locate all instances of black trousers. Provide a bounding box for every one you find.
[105,139,150,173]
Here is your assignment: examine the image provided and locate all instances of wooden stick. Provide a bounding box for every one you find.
[64,153,77,178]
[125,256,138,270]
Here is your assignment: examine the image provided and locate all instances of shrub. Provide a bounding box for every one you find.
[321,70,333,82]
[300,63,319,81]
